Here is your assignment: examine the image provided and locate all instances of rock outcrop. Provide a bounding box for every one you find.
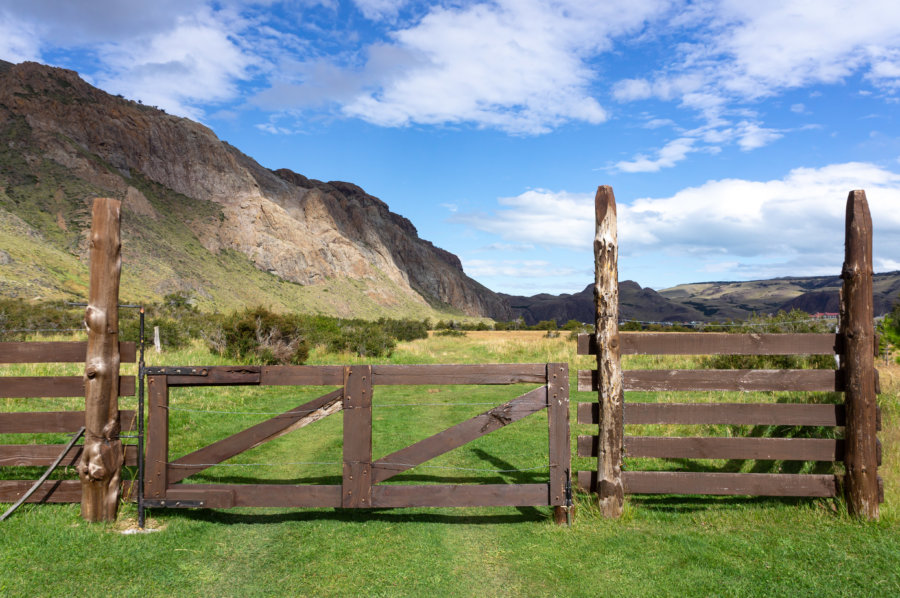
[0,60,509,319]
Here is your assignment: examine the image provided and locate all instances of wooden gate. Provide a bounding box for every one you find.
[143,363,570,519]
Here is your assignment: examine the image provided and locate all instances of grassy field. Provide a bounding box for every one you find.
[1,331,899,597]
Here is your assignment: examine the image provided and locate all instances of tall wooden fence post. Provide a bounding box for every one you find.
[594,186,624,518]
[77,198,125,521]
[840,190,880,519]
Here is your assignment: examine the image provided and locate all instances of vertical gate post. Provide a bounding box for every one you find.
[77,197,124,521]
[342,365,373,508]
[594,186,624,518]
[547,363,571,525]
[145,375,169,501]
[840,190,880,519]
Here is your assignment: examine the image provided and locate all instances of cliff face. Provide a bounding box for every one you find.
[0,60,509,319]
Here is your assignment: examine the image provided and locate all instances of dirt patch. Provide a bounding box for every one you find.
[114,516,167,535]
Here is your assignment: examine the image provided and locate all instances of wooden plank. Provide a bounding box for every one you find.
[163,483,343,508]
[161,366,261,387]
[260,365,344,386]
[0,342,136,364]
[576,470,837,497]
[371,484,550,508]
[370,386,548,484]
[342,365,373,508]
[144,375,168,500]
[0,410,136,433]
[0,444,138,466]
[167,389,343,484]
[0,480,134,503]
[0,376,135,398]
[577,435,842,461]
[577,402,859,426]
[577,369,839,392]
[547,363,570,508]
[372,364,547,385]
[578,333,837,356]
[840,190,879,519]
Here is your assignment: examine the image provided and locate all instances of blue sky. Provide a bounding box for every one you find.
[2,0,899,295]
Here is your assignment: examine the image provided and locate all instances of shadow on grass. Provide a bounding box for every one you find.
[627,494,825,513]
[156,505,548,526]
[152,448,551,525]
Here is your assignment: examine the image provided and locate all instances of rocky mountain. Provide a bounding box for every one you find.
[505,272,900,326]
[0,60,509,320]
[502,280,707,326]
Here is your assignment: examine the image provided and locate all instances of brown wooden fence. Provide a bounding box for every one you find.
[576,332,882,499]
[0,341,137,503]
[143,363,571,521]
[579,187,883,519]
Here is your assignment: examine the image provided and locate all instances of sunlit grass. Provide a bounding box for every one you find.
[1,331,898,597]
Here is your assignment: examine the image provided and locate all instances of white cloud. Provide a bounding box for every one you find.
[0,13,41,62]
[463,259,577,278]
[614,137,697,173]
[353,0,408,21]
[458,163,900,279]
[312,0,671,134]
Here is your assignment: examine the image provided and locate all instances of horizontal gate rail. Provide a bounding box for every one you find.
[1,340,138,505]
[142,363,571,522]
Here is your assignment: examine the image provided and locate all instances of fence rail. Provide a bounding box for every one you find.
[143,363,571,522]
[0,340,136,504]
[579,187,882,518]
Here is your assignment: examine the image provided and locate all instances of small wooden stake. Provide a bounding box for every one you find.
[77,198,125,521]
[594,186,624,518]
[840,190,879,519]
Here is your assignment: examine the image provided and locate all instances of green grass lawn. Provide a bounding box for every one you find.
[1,331,898,597]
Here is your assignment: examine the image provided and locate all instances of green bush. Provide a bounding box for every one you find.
[219,307,309,365]
[701,310,836,370]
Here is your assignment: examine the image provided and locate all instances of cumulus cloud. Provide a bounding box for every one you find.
[353,0,408,21]
[457,162,900,278]
[276,0,670,134]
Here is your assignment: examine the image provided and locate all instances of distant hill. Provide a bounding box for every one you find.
[504,272,900,326]
[0,60,509,320]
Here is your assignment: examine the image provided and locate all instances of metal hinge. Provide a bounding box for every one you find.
[144,367,210,377]
[141,499,206,508]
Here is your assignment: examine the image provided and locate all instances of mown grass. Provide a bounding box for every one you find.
[1,332,898,597]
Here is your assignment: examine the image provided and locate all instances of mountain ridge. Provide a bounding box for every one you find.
[0,60,509,320]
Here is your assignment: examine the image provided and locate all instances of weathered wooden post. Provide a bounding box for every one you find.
[77,198,125,521]
[594,186,624,518]
[840,190,880,519]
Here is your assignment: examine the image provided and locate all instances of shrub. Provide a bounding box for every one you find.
[218,307,309,365]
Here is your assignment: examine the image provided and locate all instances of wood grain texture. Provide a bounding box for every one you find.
[576,402,863,427]
[144,375,168,500]
[371,484,550,508]
[577,435,842,461]
[371,385,548,484]
[163,484,342,508]
[342,365,373,508]
[260,365,343,386]
[576,470,837,497]
[160,366,261,387]
[547,363,570,509]
[0,342,136,364]
[578,333,838,356]
[578,369,839,392]
[372,363,547,385]
[593,185,624,518]
[77,197,125,522]
[0,376,135,398]
[840,189,880,519]
[167,389,343,484]
[0,444,138,466]
[0,480,135,503]
[0,410,136,433]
